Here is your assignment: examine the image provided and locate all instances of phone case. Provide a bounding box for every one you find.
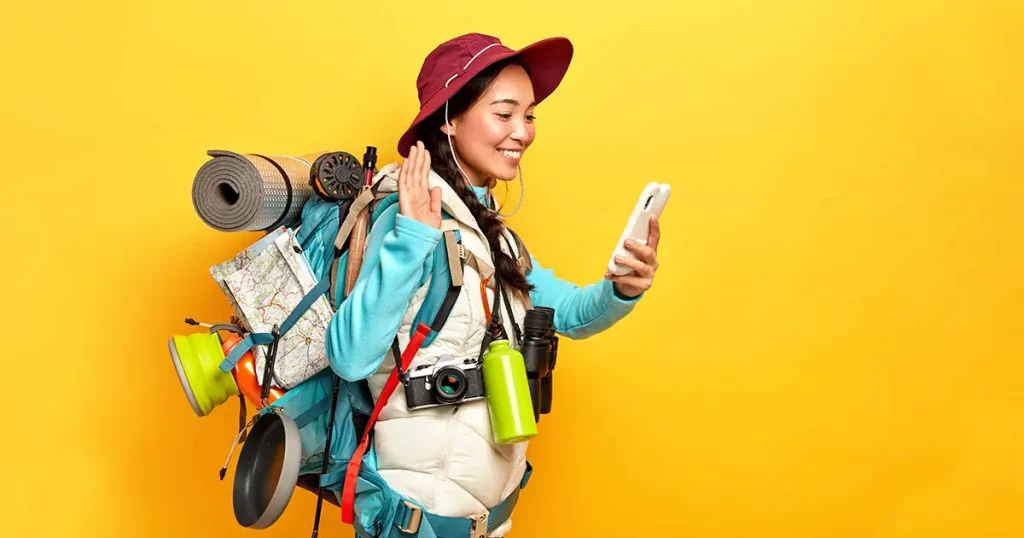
[607,182,671,275]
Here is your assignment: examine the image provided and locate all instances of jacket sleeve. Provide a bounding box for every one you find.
[525,254,643,340]
[325,206,443,381]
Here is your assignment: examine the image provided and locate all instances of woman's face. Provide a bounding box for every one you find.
[446,63,536,187]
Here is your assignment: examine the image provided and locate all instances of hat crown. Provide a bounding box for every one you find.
[416,33,509,105]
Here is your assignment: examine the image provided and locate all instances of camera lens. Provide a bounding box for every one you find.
[433,367,468,403]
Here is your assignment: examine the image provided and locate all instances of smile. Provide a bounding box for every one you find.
[498,149,522,160]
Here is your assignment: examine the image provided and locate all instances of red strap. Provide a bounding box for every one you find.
[479,279,492,322]
[341,323,432,524]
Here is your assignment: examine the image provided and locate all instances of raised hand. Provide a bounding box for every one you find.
[398,141,442,229]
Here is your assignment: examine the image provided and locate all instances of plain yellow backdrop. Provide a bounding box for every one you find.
[1,0,1022,537]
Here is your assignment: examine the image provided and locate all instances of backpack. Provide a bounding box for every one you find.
[213,167,534,538]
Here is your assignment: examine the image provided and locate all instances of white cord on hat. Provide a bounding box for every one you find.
[444,43,501,90]
[463,43,501,70]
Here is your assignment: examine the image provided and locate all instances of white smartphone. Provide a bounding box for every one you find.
[607,182,671,275]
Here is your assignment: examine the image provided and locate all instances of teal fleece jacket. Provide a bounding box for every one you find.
[325,186,642,381]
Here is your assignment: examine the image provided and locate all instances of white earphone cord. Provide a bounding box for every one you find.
[494,166,524,218]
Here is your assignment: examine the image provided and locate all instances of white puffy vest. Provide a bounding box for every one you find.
[367,166,532,537]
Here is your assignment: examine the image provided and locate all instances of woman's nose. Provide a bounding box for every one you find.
[510,119,530,145]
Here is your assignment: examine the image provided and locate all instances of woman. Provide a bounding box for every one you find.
[327,33,662,537]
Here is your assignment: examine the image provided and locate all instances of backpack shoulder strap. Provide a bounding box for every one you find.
[505,226,533,275]
[334,187,391,252]
[326,190,399,309]
[369,191,399,222]
[409,214,464,348]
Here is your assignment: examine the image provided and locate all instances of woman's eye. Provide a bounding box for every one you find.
[494,112,536,123]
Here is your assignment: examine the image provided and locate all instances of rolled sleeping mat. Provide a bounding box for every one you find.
[192,150,327,232]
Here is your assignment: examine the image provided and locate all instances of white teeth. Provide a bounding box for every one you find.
[499,150,521,159]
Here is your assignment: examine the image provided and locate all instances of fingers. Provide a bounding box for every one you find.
[398,142,438,223]
[399,145,412,186]
[418,141,431,188]
[607,274,650,290]
[613,254,654,278]
[411,143,422,188]
[429,186,442,216]
[404,145,420,187]
[410,142,420,190]
[398,146,413,213]
[623,239,657,266]
[648,214,661,251]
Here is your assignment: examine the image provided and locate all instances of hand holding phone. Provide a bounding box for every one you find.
[607,182,670,276]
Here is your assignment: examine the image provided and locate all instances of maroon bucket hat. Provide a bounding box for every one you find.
[397,33,574,158]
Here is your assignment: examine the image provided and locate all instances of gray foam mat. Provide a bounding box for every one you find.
[192,150,321,232]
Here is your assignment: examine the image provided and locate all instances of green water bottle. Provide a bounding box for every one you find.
[482,339,538,444]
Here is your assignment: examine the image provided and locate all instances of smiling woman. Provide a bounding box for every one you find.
[321,32,665,537]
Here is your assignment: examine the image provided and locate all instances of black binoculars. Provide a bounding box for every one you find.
[520,306,559,422]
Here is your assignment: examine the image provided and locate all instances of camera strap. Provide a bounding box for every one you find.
[498,232,524,347]
[499,284,520,347]
[341,322,432,525]
[479,277,508,360]
[477,231,529,356]
[390,338,404,378]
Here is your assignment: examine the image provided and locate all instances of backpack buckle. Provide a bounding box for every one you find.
[470,513,488,538]
[397,501,422,533]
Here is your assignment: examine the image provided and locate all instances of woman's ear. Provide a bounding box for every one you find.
[440,119,457,136]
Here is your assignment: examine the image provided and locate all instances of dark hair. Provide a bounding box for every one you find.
[418,58,534,297]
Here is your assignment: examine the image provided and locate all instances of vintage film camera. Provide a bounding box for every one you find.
[403,354,486,410]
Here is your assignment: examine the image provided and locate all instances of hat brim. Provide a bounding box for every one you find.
[398,37,574,158]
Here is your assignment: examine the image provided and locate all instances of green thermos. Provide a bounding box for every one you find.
[482,339,538,444]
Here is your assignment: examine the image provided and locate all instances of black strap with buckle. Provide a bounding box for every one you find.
[478,277,508,360]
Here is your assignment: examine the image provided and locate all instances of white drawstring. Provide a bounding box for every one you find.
[463,43,500,70]
[445,43,502,89]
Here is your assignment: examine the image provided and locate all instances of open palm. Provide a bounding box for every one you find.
[398,141,442,229]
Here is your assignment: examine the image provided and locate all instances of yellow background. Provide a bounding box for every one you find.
[1,0,1022,536]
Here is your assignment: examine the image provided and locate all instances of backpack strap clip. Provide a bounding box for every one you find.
[461,248,495,288]
[396,501,423,534]
[505,227,533,275]
[442,230,464,287]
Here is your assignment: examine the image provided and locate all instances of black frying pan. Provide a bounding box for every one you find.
[232,411,302,529]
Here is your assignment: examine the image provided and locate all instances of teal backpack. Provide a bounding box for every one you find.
[216,182,533,538]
